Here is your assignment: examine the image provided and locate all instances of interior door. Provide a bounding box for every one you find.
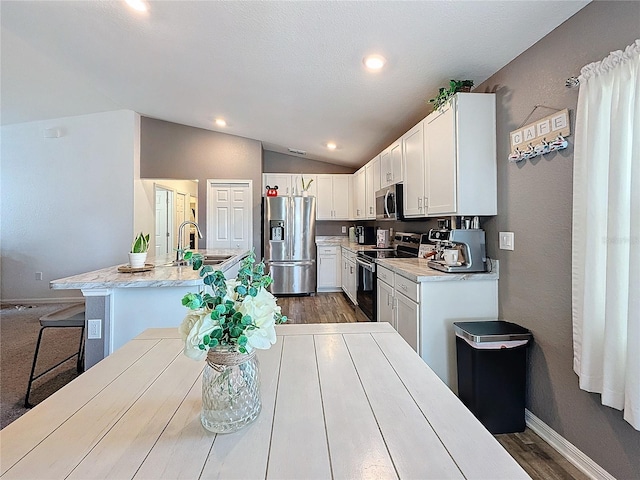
[207,180,252,250]
[154,186,174,256]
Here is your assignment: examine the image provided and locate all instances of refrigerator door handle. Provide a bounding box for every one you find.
[267,261,315,267]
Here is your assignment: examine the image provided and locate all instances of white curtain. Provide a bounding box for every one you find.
[572,39,640,430]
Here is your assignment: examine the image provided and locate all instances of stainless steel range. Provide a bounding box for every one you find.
[356,233,421,321]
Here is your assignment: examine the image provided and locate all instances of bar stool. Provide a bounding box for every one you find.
[25,303,85,408]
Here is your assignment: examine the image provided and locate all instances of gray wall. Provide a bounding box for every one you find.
[476,2,639,478]
[140,117,263,254]
[263,150,356,174]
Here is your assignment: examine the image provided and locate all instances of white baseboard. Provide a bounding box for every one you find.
[1,297,85,306]
[525,409,614,480]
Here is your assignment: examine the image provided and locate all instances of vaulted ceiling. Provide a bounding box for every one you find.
[1,1,589,167]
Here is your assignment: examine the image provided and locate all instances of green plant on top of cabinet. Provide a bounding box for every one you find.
[316,175,350,220]
[425,92,496,216]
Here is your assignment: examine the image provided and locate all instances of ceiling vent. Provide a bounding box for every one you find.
[288,148,306,155]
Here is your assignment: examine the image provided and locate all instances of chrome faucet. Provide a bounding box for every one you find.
[175,221,203,265]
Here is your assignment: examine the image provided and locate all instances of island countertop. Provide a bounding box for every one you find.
[0,323,529,479]
[50,249,248,290]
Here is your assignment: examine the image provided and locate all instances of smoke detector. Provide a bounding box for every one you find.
[288,148,307,155]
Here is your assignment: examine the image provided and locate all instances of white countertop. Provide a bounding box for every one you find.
[0,324,528,479]
[316,236,498,282]
[377,257,499,282]
[50,249,248,290]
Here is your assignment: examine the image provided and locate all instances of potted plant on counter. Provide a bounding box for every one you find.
[129,232,150,268]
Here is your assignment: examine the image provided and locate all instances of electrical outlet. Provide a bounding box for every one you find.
[499,232,515,251]
[35,272,43,281]
[88,319,102,339]
[341,226,347,233]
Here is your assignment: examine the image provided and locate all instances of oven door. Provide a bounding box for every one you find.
[356,257,376,321]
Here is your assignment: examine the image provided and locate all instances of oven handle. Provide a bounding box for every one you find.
[356,257,376,272]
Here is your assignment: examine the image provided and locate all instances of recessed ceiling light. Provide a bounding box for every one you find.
[215,119,227,127]
[363,54,386,71]
[125,0,148,12]
[327,142,337,150]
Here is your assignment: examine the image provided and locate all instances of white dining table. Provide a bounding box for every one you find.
[0,323,529,479]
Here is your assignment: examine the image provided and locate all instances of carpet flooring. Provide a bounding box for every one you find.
[1,303,83,428]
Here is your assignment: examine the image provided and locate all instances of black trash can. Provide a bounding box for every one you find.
[454,320,532,434]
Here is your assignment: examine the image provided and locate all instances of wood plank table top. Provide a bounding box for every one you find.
[1,323,529,479]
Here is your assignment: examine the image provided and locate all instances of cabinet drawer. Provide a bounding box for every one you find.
[341,247,357,261]
[377,265,394,287]
[394,273,419,303]
[318,245,338,255]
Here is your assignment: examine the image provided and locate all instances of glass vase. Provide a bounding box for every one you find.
[201,347,261,433]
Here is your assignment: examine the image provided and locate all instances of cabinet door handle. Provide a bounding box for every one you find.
[418,197,422,209]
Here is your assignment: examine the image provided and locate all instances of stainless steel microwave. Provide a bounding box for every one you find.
[375,183,403,221]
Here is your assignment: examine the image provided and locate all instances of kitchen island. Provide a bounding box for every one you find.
[50,249,249,369]
[0,323,529,479]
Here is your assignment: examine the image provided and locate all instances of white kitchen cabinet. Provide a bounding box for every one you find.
[394,290,420,353]
[263,174,292,196]
[425,93,497,216]
[372,156,381,198]
[365,160,376,219]
[380,138,403,189]
[263,174,317,197]
[402,121,426,218]
[317,245,341,292]
[376,275,395,328]
[390,140,403,185]
[341,247,357,304]
[353,167,366,219]
[316,175,351,220]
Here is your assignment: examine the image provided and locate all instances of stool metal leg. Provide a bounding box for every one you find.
[25,326,46,408]
[25,326,85,409]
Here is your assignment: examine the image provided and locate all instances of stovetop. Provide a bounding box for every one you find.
[358,249,416,260]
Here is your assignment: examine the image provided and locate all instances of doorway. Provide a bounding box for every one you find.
[207,180,252,250]
[154,185,174,257]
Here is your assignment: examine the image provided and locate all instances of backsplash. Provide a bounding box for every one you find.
[317,217,490,237]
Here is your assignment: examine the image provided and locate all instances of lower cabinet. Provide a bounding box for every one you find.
[341,247,357,304]
[317,245,341,292]
[376,277,394,327]
[394,291,419,353]
[376,262,499,393]
[376,267,420,354]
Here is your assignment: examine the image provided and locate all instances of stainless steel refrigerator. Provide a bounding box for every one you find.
[263,196,316,295]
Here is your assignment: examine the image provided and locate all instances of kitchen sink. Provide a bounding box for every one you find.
[164,254,235,267]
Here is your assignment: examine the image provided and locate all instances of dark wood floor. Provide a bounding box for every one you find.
[275,292,589,480]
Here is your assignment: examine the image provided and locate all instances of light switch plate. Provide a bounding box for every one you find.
[341,226,347,233]
[499,232,515,251]
[88,319,102,339]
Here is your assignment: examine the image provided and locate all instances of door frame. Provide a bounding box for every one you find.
[206,179,253,250]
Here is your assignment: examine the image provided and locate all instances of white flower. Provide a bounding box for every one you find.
[178,309,220,360]
[225,279,239,302]
[238,287,279,350]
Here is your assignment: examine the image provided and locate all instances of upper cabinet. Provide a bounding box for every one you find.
[353,167,366,219]
[365,160,376,219]
[425,93,496,216]
[262,173,317,197]
[380,139,403,189]
[402,121,426,218]
[316,174,351,220]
